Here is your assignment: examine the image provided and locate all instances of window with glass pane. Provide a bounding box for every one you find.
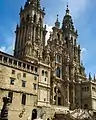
[57,55,61,63]
[56,67,61,78]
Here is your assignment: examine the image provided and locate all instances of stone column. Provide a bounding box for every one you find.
[72,83,75,109]
[1,97,10,120]
[2,56,4,63]
[31,24,33,43]
[34,27,36,43]
[56,87,58,106]
[67,84,70,107]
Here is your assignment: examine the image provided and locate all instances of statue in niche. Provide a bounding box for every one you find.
[25,41,32,56]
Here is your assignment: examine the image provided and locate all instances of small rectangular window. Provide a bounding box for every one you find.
[10,78,15,85]
[12,70,15,74]
[8,91,13,103]
[84,104,88,109]
[23,73,26,78]
[34,76,37,80]
[33,84,37,90]
[42,70,44,76]
[45,78,46,81]
[21,94,26,105]
[45,71,48,77]
[22,80,26,87]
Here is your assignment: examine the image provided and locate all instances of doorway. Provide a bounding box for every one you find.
[32,109,37,120]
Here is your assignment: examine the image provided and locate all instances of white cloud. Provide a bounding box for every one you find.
[45,24,53,44]
[0,34,15,55]
[0,46,6,52]
[44,0,90,44]
[0,44,14,55]
[46,24,53,40]
[81,48,87,60]
[0,23,16,55]
[81,48,86,53]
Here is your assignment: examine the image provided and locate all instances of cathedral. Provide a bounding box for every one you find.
[0,0,96,120]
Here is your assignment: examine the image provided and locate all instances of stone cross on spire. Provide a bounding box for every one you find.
[66,2,70,15]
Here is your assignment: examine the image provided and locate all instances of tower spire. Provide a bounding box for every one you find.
[24,0,41,8]
[94,74,96,81]
[89,72,92,81]
[66,2,70,15]
[55,14,60,28]
[62,3,77,33]
[57,14,59,22]
[14,0,45,60]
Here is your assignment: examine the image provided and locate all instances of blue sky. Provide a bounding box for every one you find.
[0,0,96,77]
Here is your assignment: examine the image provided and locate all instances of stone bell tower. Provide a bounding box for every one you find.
[62,4,80,110]
[14,0,47,62]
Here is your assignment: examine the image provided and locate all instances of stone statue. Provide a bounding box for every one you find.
[0,97,10,120]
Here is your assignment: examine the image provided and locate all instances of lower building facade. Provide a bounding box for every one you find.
[1,0,96,120]
[0,51,96,120]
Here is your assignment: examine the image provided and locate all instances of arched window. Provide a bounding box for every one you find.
[34,14,36,23]
[26,14,29,21]
[57,33,60,40]
[84,104,88,109]
[54,87,62,106]
[42,70,44,76]
[39,17,42,25]
[36,27,38,36]
[65,37,68,48]
[45,71,48,77]
[47,118,50,120]
[56,67,61,78]
[58,96,61,105]
[54,87,56,93]
[71,37,73,40]
[65,36,68,40]
[21,17,24,24]
[32,109,37,120]
[57,55,61,63]
[58,88,62,105]
[74,39,76,45]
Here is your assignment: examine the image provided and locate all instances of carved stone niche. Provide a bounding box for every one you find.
[25,41,32,56]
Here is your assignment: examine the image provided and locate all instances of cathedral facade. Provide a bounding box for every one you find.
[0,0,96,120]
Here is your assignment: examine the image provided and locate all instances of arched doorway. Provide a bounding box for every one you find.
[32,109,37,120]
[47,118,50,120]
